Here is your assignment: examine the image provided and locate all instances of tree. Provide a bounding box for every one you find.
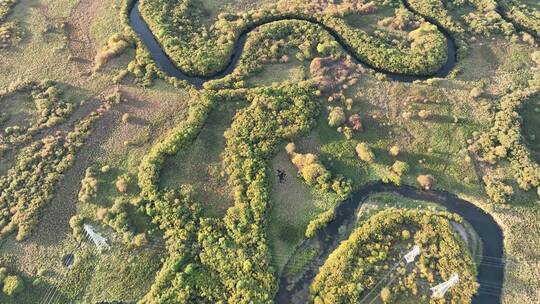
[115,177,128,193]
[356,142,375,163]
[3,275,24,296]
[285,142,296,155]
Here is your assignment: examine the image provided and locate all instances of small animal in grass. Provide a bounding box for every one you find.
[277,169,286,183]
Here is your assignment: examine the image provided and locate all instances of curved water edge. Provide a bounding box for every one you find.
[127,1,502,303]
[275,182,504,304]
[128,0,457,88]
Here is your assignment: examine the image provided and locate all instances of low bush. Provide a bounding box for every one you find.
[356,142,375,163]
[94,33,133,71]
[2,275,24,296]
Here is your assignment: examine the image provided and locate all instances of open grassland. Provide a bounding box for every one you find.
[159,101,246,217]
[0,0,197,301]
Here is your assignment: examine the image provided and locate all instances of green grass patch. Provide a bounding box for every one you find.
[159,100,246,218]
[246,58,307,87]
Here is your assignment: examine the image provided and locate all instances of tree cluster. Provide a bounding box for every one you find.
[138,84,322,302]
[311,208,478,303]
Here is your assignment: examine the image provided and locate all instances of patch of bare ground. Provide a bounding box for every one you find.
[67,0,108,70]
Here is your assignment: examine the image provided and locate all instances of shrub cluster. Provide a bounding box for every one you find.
[311,208,478,303]
[469,82,540,201]
[0,0,21,49]
[0,92,116,241]
[285,143,352,237]
[288,148,351,196]
[0,80,75,154]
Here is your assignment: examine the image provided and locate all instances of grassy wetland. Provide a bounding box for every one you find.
[0,0,539,303]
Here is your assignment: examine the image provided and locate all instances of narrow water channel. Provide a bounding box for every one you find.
[128,2,503,303]
[275,183,504,304]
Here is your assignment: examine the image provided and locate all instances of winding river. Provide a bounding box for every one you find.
[128,0,456,88]
[275,183,504,304]
[128,1,504,303]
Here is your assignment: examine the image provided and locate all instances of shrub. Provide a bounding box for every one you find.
[469,87,483,99]
[532,51,540,66]
[417,174,435,190]
[94,33,133,71]
[328,106,346,127]
[418,109,431,119]
[316,41,340,56]
[3,275,24,296]
[391,161,409,176]
[0,267,7,282]
[356,142,375,163]
[132,233,148,248]
[389,145,400,156]
[347,114,363,131]
[115,177,129,193]
[121,113,131,123]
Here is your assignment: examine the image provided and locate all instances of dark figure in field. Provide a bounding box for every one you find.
[277,170,286,183]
